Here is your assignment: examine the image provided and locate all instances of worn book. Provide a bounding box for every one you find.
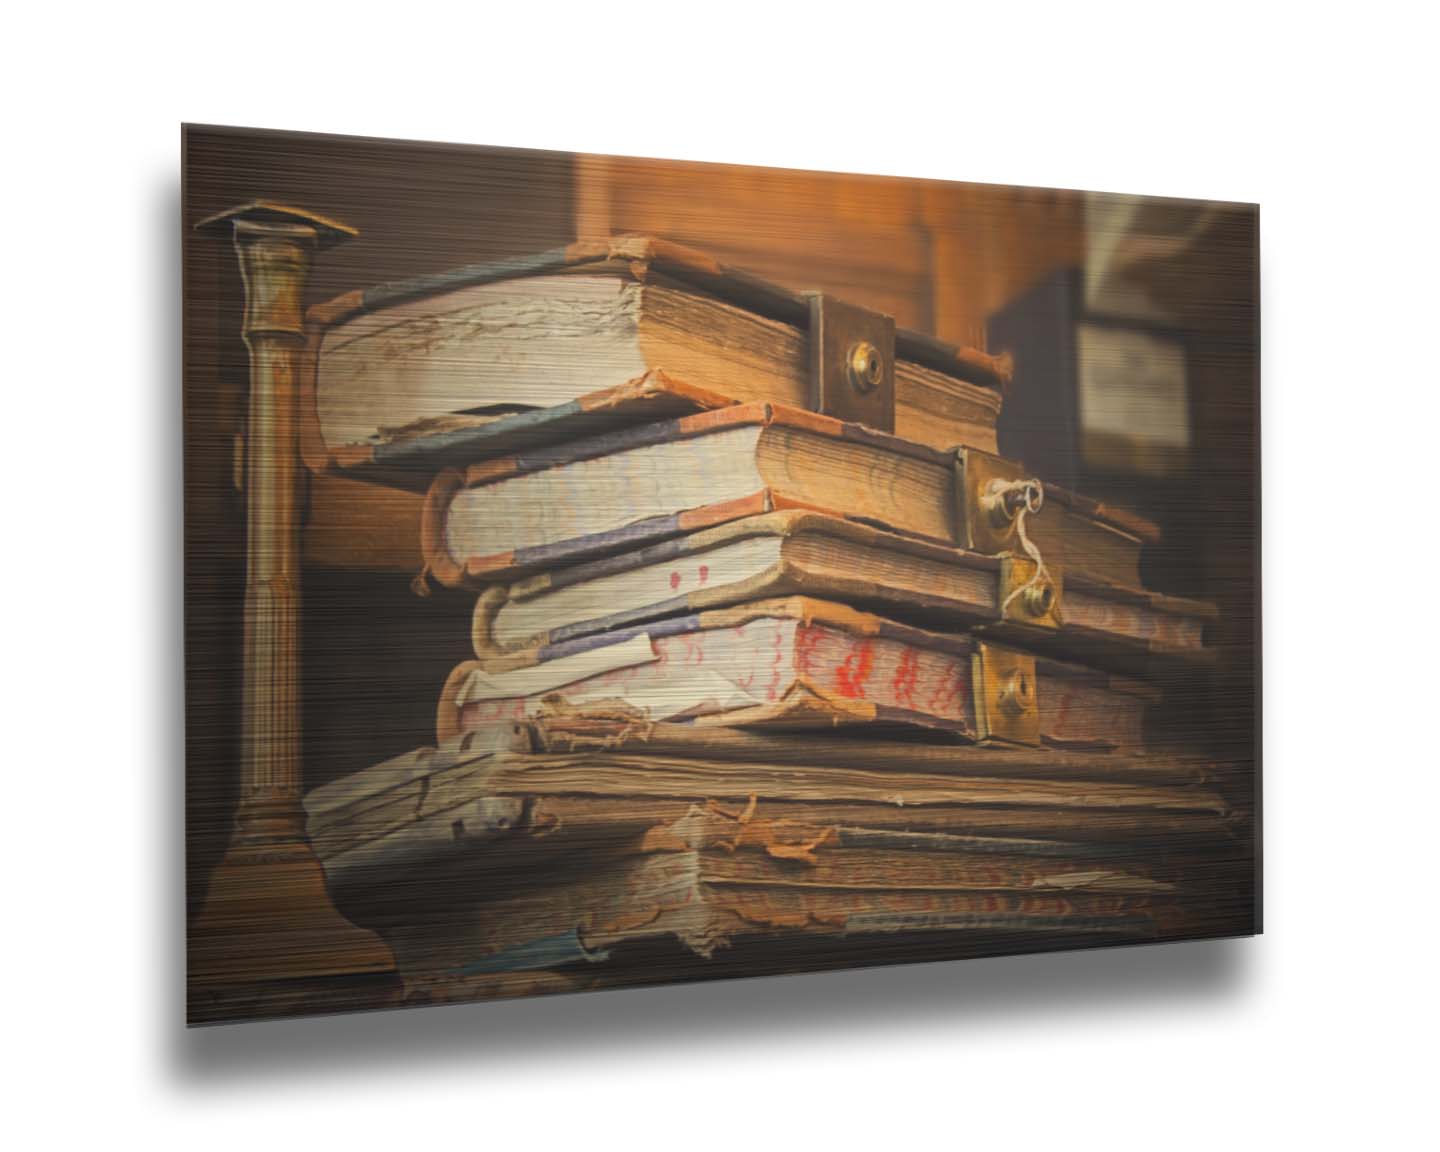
[302,722,1243,994]
[302,719,1242,997]
[363,814,1173,989]
[301,236,1011,470]
[469,509,1210,671]
[304,717,1231,890]
[322,800,1175,1001]
[419,401,1156,590]
[439,596,1156,748]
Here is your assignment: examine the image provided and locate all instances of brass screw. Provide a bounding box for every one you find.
[981,479,1042,531]
[847,341,883,393]
[1023,580,1055,617]
[998,671,1034,716]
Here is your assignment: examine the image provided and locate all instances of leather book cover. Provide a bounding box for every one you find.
[419,401,1157,591]
[470,509,1212,672]
[296,235,1014,472]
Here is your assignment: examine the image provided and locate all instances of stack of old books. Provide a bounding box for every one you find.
[301,238,1243,1005]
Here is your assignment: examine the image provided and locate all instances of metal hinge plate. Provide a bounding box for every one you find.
[808,293,895,432]
[972,642,1042,745]
[955,447,1046,554]
[956,447,1065,628]
[999,557,1063,630]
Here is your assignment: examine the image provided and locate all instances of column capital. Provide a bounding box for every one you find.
[195,199,358,246]
[196,202,356,340]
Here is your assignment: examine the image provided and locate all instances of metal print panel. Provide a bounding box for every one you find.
[183,124,1258,1025]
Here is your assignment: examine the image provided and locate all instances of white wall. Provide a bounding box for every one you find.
[4,3,1436,1147]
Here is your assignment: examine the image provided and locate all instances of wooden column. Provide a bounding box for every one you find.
[189,203,395,1011]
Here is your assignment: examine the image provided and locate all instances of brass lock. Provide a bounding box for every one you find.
[973,643,1042,745]
[998,557,1063,629]
[1022,579,1055,618]
[808,293,895,432]
[956,449,1063,559]
[847,341,884,394]
[996,668,1035,716]
[980,477,1043,531]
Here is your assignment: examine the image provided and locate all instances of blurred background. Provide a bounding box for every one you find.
[185,126,1257,916]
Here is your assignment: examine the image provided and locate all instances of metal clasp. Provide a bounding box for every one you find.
[808,293,896,431]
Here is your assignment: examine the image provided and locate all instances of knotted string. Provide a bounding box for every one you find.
[991,479,1052,617]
